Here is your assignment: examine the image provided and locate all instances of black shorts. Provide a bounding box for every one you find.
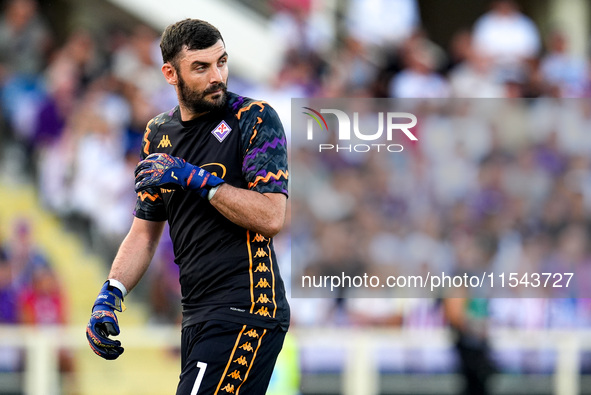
[176,320,287,395]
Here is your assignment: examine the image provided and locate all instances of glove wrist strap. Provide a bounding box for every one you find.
[94,281,126,312]
[208,185,220,201]
[107,279,128,297]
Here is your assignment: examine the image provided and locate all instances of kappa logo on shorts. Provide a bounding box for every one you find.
[256,293,271,304]
[255,306,271,317]
[244,329,260,338]
[252,233,266,243]
[227,370,243,381]
[254,262,269,272]
[255,278,270,288]
[253,248,268,258]
[239,342,254,352]
[212,120,232,142]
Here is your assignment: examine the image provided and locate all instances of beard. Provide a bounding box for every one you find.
[177,72,228,114]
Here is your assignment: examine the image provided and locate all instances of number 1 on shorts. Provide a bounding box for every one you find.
[190,361,208,395]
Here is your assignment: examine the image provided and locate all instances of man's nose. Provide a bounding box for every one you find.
[209,66,223,84]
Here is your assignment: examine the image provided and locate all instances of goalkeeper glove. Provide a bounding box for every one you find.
[134,153,225,199]
[86,280,126,360]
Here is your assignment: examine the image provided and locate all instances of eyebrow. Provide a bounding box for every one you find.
[190,52,228,68]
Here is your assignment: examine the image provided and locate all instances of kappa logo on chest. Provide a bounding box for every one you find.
[211,120,232,142]
[157,134,172,148]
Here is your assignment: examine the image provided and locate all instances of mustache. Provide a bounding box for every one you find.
[204,82,227,94]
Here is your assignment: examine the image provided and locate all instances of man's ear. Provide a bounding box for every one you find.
[162,63,178,85]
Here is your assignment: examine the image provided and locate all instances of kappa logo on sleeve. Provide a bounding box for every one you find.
[211,120,232,142]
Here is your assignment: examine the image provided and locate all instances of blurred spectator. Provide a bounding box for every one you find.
[0,248,17,324]
[270,0,333,56]
[0,248,21,372]
[0,0,51,78]
[324,36,378,97]
[542,224,590,297]
[18,264,74,373]
[539,30,587,97]
[111,24,174,115]
[44,29,102,97]
[502,146,552,210]
[112,25,160,96]
[448,32,505,98]
[272,51,321,98]
[472,0,540,79]
[65,80,134,256]
[32,73,74,150]
[533,131,569,177]
[388,33,450,98]
[36,124,76,216]
[7,219,50,291]
[0,0,52,155]
[19,265,66,326]
[268,0,330,100]
[31,30,98,152]
[446,29,473,71]
[31,30,104,210]
[345,0,420,49]
[1,220,59,374]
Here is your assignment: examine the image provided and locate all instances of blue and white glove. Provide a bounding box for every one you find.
[86,280,126,360]
[134,153,225,199]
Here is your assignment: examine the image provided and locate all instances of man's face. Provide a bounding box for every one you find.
[167,39,229,115]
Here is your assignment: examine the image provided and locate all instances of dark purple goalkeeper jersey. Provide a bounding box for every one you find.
[134,92,289,331]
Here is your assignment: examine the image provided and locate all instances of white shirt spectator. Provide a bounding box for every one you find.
[472,1,540,67]
[346,0,420,48]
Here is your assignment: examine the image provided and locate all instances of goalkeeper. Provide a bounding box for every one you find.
[86,19,290,395]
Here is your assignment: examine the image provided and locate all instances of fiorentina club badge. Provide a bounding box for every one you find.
[211,120,232,142]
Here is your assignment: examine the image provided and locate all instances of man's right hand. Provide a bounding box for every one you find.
[86,281,126,360]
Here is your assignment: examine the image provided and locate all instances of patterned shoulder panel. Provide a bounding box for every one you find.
[228,93,289,196]
[141,107,177,159]
[228,93,266,153]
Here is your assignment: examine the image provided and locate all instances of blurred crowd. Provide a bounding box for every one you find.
[266,0,589,100]
[290,98,591,376]
[0,218,72,374]
[1,0,591,379]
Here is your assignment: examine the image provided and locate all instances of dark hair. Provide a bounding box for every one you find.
[160,19,224,67]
